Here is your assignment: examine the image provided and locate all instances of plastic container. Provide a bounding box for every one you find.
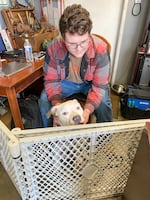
[24,39,33,62]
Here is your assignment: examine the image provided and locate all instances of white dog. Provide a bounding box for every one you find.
[46,99,84,126]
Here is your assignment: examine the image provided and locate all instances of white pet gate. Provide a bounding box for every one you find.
[0,119,149,200]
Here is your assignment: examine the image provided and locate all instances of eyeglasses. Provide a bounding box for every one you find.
[65,38,89,49]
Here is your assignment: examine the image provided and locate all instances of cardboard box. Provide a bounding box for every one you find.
[15,30,58,52]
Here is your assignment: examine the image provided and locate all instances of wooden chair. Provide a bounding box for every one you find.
[92,33,111,53]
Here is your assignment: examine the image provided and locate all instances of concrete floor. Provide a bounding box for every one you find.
[0,163,21,200]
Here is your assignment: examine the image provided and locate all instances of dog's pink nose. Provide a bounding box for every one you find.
[73,115,82,124]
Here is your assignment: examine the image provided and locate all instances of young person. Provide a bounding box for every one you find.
[39,4,113,127]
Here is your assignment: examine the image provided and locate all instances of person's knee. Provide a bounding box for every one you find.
[95,104,113,122]
[38,90,53,127]
[101,97,112,110]
[39,89,49,102]
[94,92,113,122]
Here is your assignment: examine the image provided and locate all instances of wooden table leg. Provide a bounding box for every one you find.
[6,87,24,129]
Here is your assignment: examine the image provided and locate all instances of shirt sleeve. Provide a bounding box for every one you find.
[44,42,63,106]
[84,39,111,113]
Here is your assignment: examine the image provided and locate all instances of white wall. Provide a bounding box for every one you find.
[64,0,149,86]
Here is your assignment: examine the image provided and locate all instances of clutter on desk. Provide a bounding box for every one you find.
[1,5,58,52]
[33,51,45,61]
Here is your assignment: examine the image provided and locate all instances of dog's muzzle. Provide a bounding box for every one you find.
[73,115,82,124]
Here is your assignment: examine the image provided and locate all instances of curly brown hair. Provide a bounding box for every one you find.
[59,4,93,38]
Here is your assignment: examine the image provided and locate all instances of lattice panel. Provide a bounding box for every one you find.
[0,127,21,194]
[0,120,147,200]
[18,127,143,200]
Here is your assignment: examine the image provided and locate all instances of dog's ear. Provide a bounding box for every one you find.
[46,105,58,119]
[51,106,58,116]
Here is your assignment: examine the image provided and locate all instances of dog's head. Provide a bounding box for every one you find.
[46,99,84,126]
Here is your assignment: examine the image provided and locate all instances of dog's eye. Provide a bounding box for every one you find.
[62,112,68,115]
[77,106,81,110]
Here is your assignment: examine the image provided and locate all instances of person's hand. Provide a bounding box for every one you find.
[83,109,91,124]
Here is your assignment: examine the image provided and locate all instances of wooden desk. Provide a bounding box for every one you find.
[0,59,44,129]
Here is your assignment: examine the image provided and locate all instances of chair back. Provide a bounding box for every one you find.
[92,33,111,53]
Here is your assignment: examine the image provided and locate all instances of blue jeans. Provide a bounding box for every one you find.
[38,80,113,127]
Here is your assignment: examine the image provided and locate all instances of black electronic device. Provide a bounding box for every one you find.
[2,49,24,58]
[0,33,24,58]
